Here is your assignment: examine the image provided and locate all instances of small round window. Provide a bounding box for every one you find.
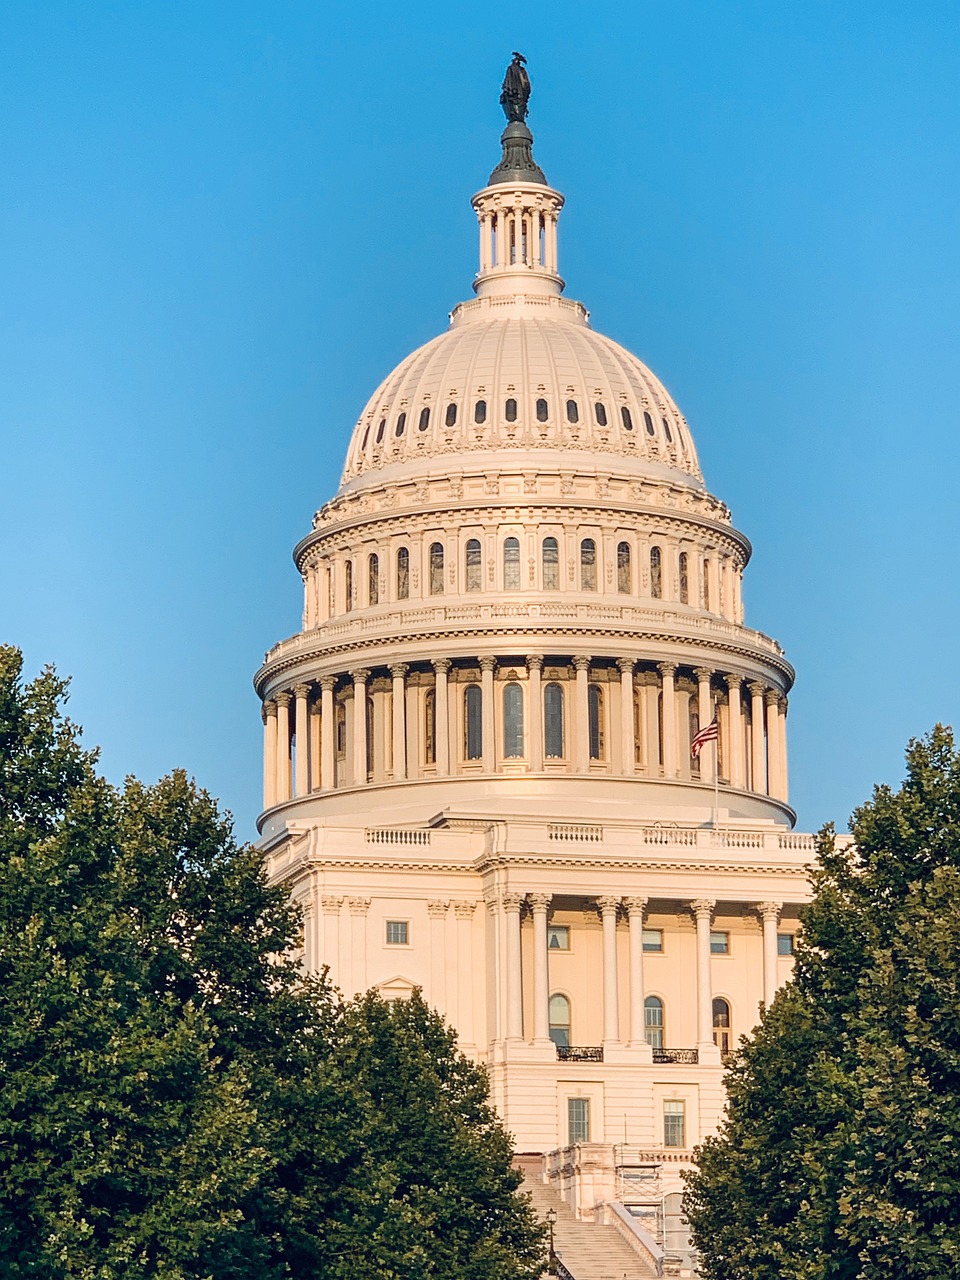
[621,406,634,431]
[445,402,458,428]
[395,412,406,437]
[474,399,487,424]
[594,401,608,427]
[418,407,431,431]
[536,398,549,422]
[566,399,579,424]
[505,398,518,422]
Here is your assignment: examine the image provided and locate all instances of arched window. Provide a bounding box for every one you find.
[505,397,518,422]
[544,683,564,758]
[594,401,608,427]
[536,398,549,422]
[429,542,444,595]
[344,560,353,612]
[643,410,655,436]
[474,399,487,424]
[566,399,579,424]
[588,684,604,760]
[679,552,689,604]
[503,683,524,758]
[702,559,710,611]
[644,995,664,1049]
[418,407,430,432]
[549,993,571,1048]
[368,553,379,606]
[396,547,409,600]
[375,418,386,443]
[621,406,634,431]
[445,402,458,428]
[424,689,436,765]
[464,685,482,760]
[617,541,631,593]
[465,539,482,591]
[395,412,406,437]
[503,537,520,590]
[335,702,347,757]
[650,546,662,599]
[542,537,560,590]
[365,695,374,778]
[662,416,673,443]
[580,538,597,591]
[713,997,732,1054]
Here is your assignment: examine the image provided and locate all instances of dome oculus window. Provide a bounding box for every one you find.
[395,412,406,437]
[445,402,458,428]
[566,399,579,424]
[505,397,518,422]
[536,398,549,422]
[503,536,520,590]
[594,401,608,427]
[474,399,487,424]
[580,538,597,591]
[644,410,655,436]
[465,538,482,591]
[621,406,634,431]
[542,537,560,590]
[418,407,430,431]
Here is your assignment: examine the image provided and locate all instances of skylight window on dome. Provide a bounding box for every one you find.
[505,398,518,422]
[395,412,406,437]
[474,399,487,424]
[376,418,386,443]
[662,416,673,443]
[594,402,607,427]
[621,407,634,431]
[644,411,655,436]
[445,403,458,428]
[566,399,579,424]
[418,407,430,431]
[361,425,370,449]
[536,398,549,422]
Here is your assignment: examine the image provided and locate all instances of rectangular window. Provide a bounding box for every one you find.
[663,1100,685,1149]
[642,928,663,953]
[777,932,795,956]
[548,925,570,951]
[710,930,729,955]
[385,920,409,946]
[568,1097,590,1144]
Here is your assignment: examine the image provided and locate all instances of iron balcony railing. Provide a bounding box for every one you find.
[651,1048,699,1064]
[556,1045,604,1062]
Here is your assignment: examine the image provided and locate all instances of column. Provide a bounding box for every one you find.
[574,655,590,772]
[434,659,451,775]
[707,555,721,614]
[275,692,292,802]
[390,664,408,780]
[725,675,745,788]
[453,901,477,1049]
[658,662,678,777]
[480,656,496,772]
[624,896,648,1048]
[529,892,552,1044]
[503,892,524,1041]
[294,683,310,797]
[749,682,766,793]
[721,558,734,620]
[351,669,369,784]
[527,655,544,771]
[618,659,635,775]
[778,697,789,802]
[758,902,781,1008]
[427,900,448,1016]
[642,672,660,773]
[321,895,343,988]
[694,667,714,783]
[347,896,370,995]
[765,690,781,799]
[691,899,715,1050]
[262,700,277,809]
[309,695,322,791]
[320,677,336,790]
[597,896,621,1046]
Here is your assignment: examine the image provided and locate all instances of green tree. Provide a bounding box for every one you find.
[0,647,545,1279]
[684,726,960,1279]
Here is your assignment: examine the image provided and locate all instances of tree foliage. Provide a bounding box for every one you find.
[685,725,960,1279]
[0,647,544,1279]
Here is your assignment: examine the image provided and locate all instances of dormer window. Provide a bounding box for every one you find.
[644,411,655,436]
[505,398,518,422]
[621,407,634,431]
[536,398,549,422]
[445,402,458,428]
[594,402,608,427]
[566,399,579,423]
[395,412,406,437]
[418,407,430,431]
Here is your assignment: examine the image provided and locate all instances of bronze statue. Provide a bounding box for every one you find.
[500,52,531,123]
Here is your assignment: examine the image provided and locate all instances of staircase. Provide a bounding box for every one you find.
[516,1156,659,1279]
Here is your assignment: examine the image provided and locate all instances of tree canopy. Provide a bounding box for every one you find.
[685,725,960,1280]
[0,646,545,1279]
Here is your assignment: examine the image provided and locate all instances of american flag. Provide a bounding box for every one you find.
[691,717,719,758]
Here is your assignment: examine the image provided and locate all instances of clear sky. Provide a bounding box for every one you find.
[3,2,958,840]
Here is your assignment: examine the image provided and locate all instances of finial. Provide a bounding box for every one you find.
[500,51,530,123]
[488,52,546,186]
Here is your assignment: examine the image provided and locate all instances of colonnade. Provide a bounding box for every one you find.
[261,655,789,809]
[497,894,786,1052]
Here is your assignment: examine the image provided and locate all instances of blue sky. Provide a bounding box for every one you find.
[2,2,958,838]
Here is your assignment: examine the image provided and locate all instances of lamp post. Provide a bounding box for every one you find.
[546,1206,557,1274]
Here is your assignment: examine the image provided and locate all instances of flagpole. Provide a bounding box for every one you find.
[712,737,720,829]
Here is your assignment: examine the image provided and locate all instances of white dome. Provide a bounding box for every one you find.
[339,293,703,492]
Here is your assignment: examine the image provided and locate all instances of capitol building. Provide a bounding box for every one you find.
[254,58,818,1274]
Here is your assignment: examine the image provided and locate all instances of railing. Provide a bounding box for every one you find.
[548,823,603,842]
[365,828,431,845]
[652,1048,699,1065]
[553,1260,575,1280]
[556,1045,604,1062]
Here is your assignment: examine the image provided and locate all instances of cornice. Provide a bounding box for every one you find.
[266,852,811,879]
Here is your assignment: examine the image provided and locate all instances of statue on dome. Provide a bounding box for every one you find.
[500,52,531,122]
